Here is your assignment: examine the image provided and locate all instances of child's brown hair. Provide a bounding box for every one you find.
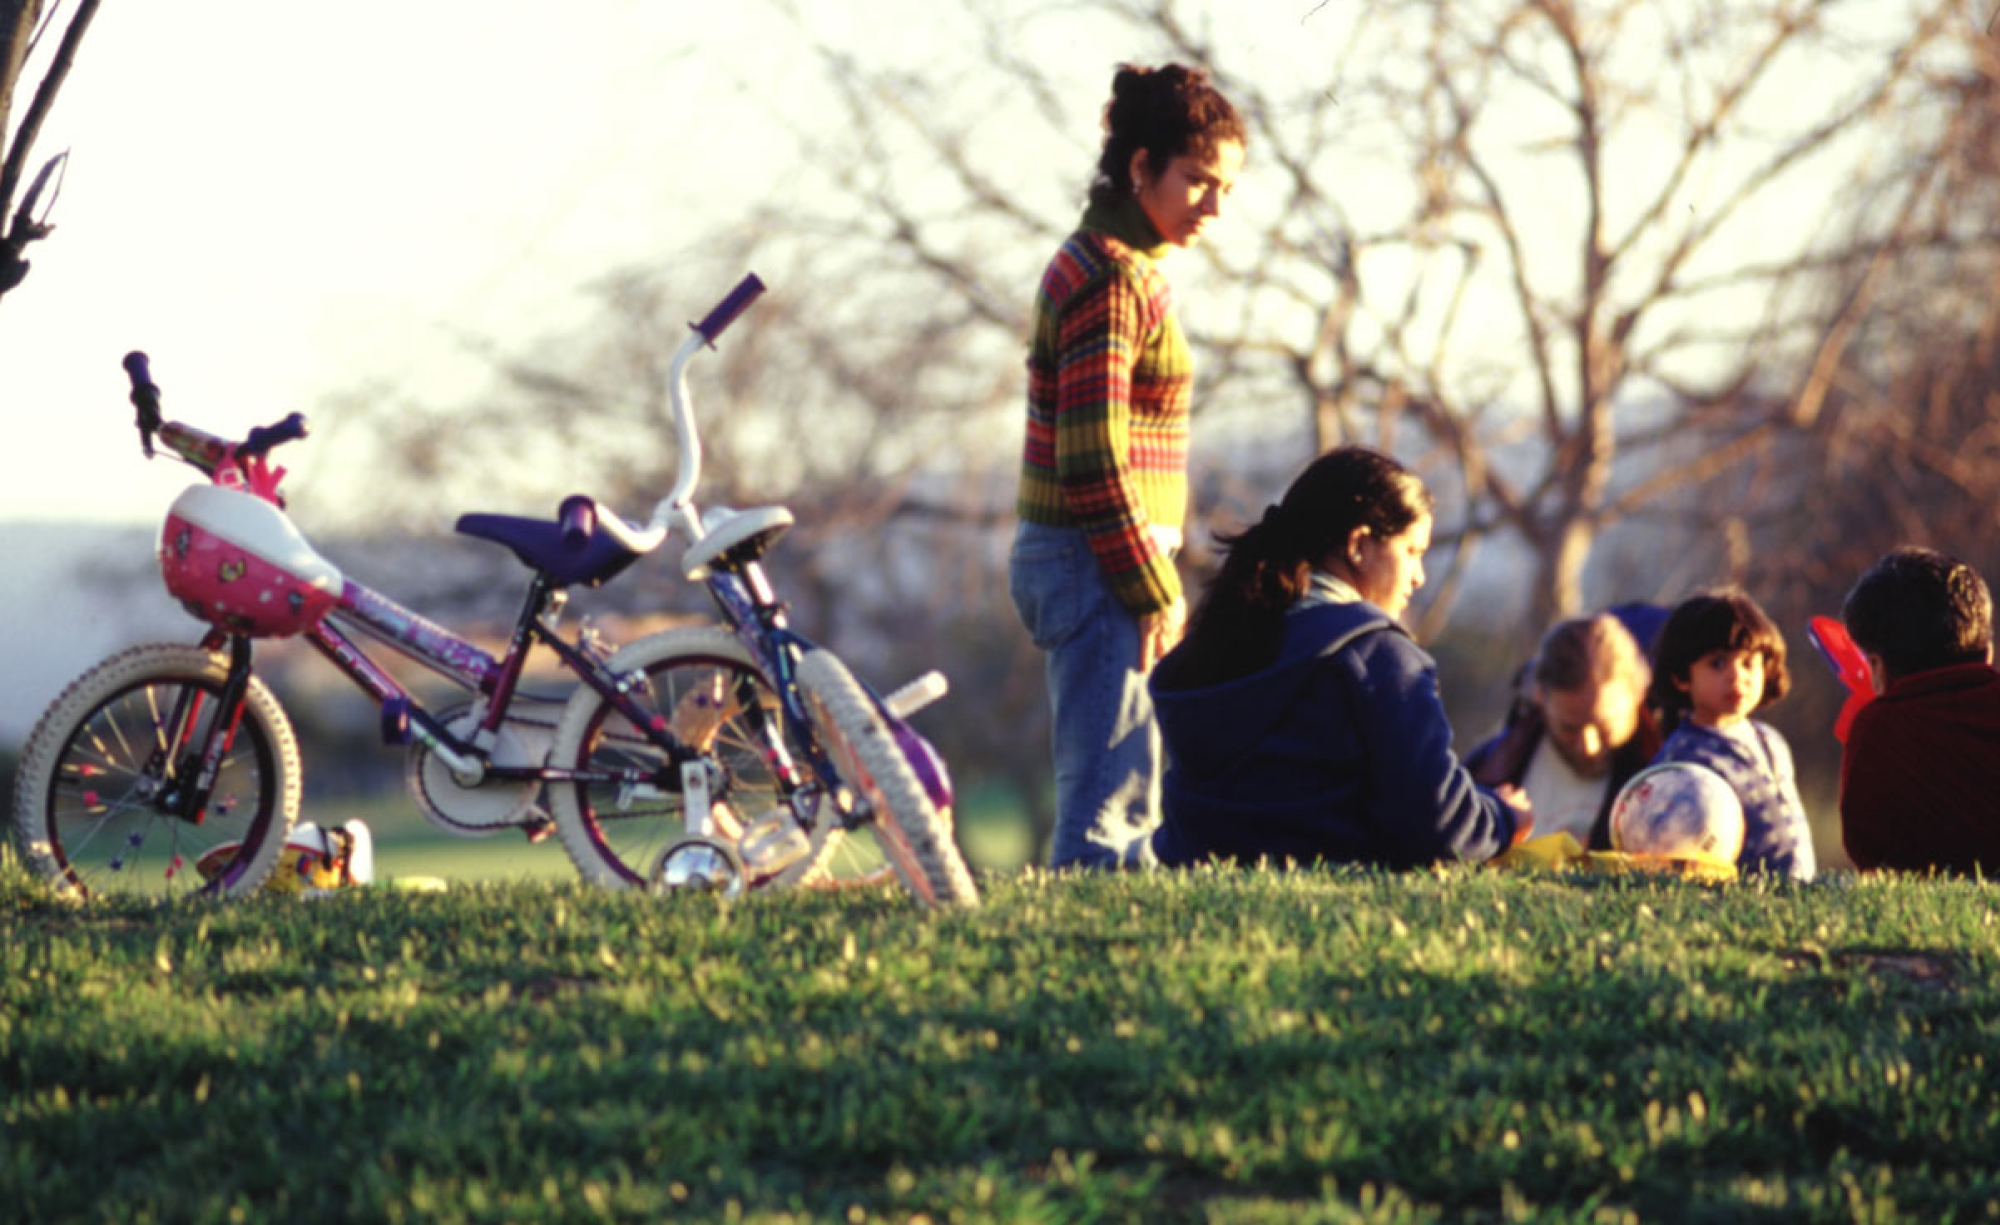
[1646,587,1790,732]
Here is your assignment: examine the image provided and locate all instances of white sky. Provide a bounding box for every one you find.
[0,0,1365,528]
[0,0,1973,744]
[1,1,800,524]
[0,0,1963,533]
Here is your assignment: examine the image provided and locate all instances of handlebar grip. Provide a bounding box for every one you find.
[122,350,155,392]
[558,494,597,551]
[123,350,163,445]
[240,412,308,459]
[691,273,766,345]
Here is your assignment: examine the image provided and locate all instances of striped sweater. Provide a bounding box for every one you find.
[1017,197,1192,615]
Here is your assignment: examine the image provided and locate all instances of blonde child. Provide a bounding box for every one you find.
[1645,588,1816,880]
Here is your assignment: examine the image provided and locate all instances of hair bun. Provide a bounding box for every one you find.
[1112,63,1210,100]
[1110,64,1157,106]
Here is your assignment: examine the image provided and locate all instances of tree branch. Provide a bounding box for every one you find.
[0,0,95,222]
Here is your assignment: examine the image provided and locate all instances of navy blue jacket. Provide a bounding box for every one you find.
[1149,601,1519,868]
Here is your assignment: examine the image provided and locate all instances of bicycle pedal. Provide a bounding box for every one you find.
[522,813,557,844]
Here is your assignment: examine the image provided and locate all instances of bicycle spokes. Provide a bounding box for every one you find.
[31,662,288,899]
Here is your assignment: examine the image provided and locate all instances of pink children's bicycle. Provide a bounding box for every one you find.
[10,276,978,907]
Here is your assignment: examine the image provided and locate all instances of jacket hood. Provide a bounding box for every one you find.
[1152,602,1396,776]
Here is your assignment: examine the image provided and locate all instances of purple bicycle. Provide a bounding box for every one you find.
[11,276,979,907]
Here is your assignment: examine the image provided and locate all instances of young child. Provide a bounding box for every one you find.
[1839,547,2000,874]
[1644,588,1816,880]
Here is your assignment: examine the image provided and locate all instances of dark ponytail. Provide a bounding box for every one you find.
[1089,63,1245,208]
[1171,447,1432,687]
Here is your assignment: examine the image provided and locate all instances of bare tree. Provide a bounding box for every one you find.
[1703,10,2000,633]
[757,0,1971,640]
[0,0,98,303]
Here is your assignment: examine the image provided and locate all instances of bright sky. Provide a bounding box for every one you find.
[0,0,1957,534]
[0,0,1363,529]
[1,1,799,524]
[0,0,1967,744]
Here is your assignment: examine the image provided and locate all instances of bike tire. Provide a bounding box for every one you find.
[795,649,979,908]
[11,644,302,900]
[547,627,868,890]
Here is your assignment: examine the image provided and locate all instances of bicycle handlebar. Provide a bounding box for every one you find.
[123,351,162,455]
[691,273,765,347]
[120,352,309,489]
[240,413,308,459]
[648,274,769,533]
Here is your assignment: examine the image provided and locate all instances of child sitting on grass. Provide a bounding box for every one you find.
[1838,547,2000,875]
[1645,589,1816,880]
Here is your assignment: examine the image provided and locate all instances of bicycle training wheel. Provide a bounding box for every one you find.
[795,649,978,908]
[548,627,877,890]
[11,644,302,900]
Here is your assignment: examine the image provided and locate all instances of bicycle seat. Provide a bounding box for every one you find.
[681,505,794,580]
[456,512,648,588]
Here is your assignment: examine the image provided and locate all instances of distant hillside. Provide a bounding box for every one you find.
[1,521,188,745]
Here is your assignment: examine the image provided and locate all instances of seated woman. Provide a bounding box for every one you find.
[1148,446,1527,868]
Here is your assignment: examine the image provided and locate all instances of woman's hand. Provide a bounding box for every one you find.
[1138,596,1187,670]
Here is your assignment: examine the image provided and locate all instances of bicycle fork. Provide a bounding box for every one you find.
[155,633,257,826]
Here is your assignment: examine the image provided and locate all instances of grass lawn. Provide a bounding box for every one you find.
[5,862,2000,1223]
[297,781,1040,886]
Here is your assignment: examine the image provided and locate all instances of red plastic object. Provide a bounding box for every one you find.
[1806,615,1874,743]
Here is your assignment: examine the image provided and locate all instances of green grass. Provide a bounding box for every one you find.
[6,863,2000,1224]
[302,780,1039,885]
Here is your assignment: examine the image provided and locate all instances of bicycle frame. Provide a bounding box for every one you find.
[80,275,955,896]
[170,527,846,848]
[200,571,715,792]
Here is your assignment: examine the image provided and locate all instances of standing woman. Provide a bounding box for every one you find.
[1010,64,1246,869]
[1148,447,1527,869]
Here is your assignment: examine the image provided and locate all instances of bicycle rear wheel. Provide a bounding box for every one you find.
[796,649,978,908]
[11,644,302,900]
[548,628,878,890]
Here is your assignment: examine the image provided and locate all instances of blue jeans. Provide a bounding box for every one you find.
[1008,522,1161,870]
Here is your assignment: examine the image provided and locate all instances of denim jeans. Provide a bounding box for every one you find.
[1008,521,1162,869]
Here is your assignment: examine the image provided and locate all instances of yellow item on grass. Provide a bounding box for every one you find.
[195,820,375,893]
[1491,831,1587,870]
[385,875,450,893]
[1492,831,1737,883]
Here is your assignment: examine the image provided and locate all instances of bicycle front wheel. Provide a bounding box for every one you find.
[796,650,978,908]
[11,644,302,900]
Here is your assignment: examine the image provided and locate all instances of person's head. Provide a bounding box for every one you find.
[1174,447,1432,686]
[1842,546,1994,687]
[1647,588,1790,732]
[1528,614,1651,779]
[1090,63,1245,247]
[1275,445,1435,620]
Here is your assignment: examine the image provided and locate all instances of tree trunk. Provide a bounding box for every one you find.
[1530,517,1593,636]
